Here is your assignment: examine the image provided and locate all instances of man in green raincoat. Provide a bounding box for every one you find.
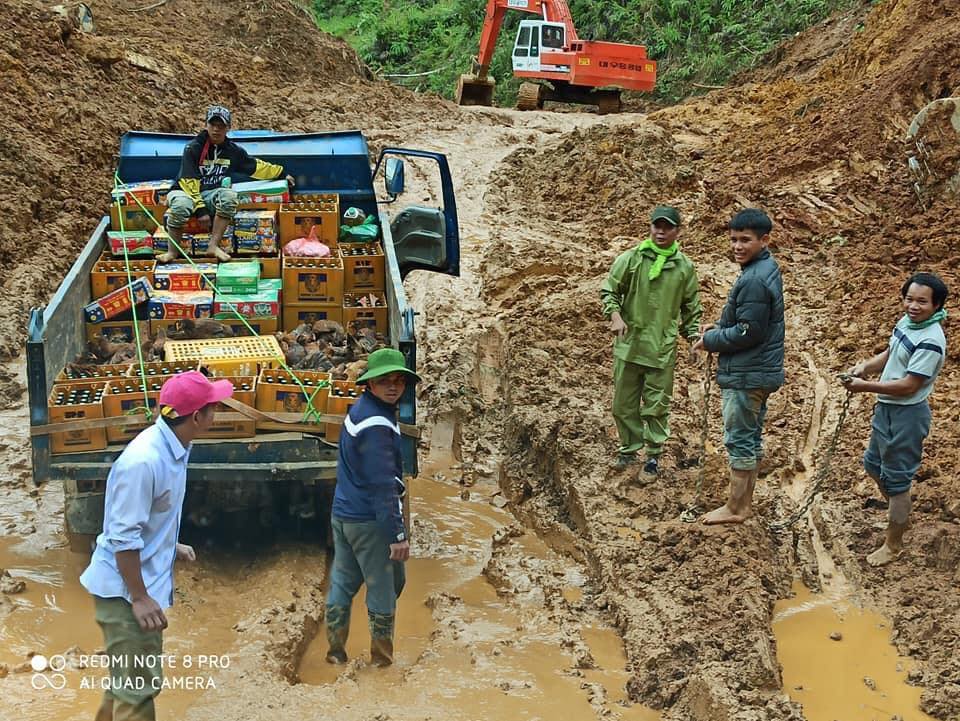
[601,206,702,476]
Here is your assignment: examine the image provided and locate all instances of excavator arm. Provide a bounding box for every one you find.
[457,0,578,106]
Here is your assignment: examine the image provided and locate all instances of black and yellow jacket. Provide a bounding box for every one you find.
[175,130,285,217]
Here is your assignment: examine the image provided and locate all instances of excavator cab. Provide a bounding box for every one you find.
[512,21,565,72]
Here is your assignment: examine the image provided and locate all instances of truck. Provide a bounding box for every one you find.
[26,129,460,550]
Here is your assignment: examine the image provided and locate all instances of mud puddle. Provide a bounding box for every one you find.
[299,473,659,721]
[774,582,934,721]
[0,533,322,721]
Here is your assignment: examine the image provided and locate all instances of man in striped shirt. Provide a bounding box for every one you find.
[843,272,948,566]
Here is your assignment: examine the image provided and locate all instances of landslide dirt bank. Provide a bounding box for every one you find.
[1,0,959,719]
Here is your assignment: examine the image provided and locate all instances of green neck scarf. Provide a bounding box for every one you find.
[639,238,678,280]
[906,308,947,330]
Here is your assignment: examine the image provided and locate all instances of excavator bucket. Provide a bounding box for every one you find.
[455,74,495,107]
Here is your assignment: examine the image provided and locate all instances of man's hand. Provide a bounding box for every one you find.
[847,361,868,378]
[609,312,627,339]
[840,375,869,393]
[690,336,707,356]
[699,322,717,334]
[175,543,196,562]
[131,595,168,632]
[389,540,410,562]
[285,174,296,189]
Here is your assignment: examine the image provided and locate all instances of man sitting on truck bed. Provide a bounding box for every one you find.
[159,104,294,263]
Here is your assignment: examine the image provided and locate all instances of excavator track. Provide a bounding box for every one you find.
[595,91,622,115]
[516,82,544,111]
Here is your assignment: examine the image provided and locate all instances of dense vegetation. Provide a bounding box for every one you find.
[309,0,858,106]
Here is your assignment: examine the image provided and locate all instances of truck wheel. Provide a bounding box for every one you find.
[516,82,544,111]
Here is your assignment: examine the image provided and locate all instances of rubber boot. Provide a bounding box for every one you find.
[324,604,350,664]
[368,612,395,667]
[702,468,754,525]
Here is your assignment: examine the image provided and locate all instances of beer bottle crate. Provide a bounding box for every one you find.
[281,303,343,332]
[339,242,385,292]
[103,377,168,443]
[279,194,340,246]
[256,369,331,430]
[326,380,360,443]
[91,260,156,299]
[282,255,344,304]
[55,363,133,384]
[48,381,108,454]
[342,292,388,334]
[200,376,257,439]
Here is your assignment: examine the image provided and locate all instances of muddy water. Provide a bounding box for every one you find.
[774,583,935,721]
[0,533,322,721]
[299,473,660,721]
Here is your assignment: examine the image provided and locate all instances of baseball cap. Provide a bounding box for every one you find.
[651,206,681,226]
[158,371,233,419]
[205,105,232,126]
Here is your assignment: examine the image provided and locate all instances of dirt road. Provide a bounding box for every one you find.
[2,0,960,718]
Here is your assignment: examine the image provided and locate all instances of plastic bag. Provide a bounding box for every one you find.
[339,213,379,243]
[283,224,331,257]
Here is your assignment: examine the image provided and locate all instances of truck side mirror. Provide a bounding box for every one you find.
[385,158,405,196]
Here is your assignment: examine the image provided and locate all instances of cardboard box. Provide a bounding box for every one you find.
[223,317,279,337]
[326,380,360,442]
[234,179,289,205]
[282,256,343,304]
[147,290,214,320]
[103,377,167,443]
[107,230,154,257]
[233,209,279,255]
[340,243,385,292]
[199,376,257,439]
[91,260,156,299]
[86,320,150,344]
[282,303,343,331]
[85,277,152,324]
[187,233,235,257]
[256,369,330,425]
[342,292,388,334]
[153,262,217,292]
[257,255,281,279]
[279,195,339,245]
[110,204,165,233]
[48,381,108,454]
[216,261,260,295]
[111,179,173,207]
[214,284,280,319]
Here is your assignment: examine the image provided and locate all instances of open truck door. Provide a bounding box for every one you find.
[372,149,460,280]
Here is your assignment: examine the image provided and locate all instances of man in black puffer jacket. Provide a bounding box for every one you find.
[692,209,784,524]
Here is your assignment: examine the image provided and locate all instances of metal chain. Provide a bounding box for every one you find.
[768,388,853,531]
[680,354,713,523]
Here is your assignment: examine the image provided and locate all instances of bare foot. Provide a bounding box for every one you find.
[701,503,749,525]
[207,245,231,262]
[866,543,901,566]
[157,251,179,263]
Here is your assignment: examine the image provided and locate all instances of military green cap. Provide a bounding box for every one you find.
[650,206,681,226]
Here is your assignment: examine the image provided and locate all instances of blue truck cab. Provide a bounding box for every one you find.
[26,130,459,549]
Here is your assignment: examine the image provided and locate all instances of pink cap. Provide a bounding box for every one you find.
[158,371,233,418]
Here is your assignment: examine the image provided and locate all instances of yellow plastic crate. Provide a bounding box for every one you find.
[163,336,284,378]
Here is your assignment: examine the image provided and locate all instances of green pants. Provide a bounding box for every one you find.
[612,357,675,457]
[94,596,163,721]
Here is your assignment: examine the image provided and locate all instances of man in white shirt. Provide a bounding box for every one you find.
[80,371,232,721]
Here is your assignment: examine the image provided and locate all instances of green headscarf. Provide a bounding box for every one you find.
[906,308,947,330]
[639,238,678,280]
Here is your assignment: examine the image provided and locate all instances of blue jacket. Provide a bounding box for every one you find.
[702,248,785,390]
[332,389,406,542]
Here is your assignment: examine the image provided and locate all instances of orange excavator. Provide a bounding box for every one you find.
[455,0,656,113]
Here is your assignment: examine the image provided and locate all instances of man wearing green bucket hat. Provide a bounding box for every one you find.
[325,348,420,667]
